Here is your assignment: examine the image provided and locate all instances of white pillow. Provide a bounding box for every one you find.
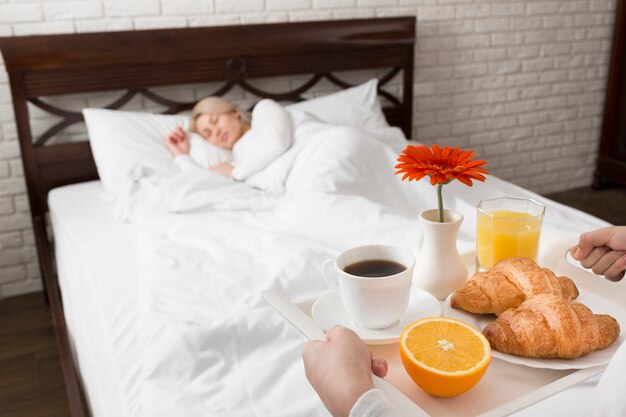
[286,79,389,132]
[83,109,229,197]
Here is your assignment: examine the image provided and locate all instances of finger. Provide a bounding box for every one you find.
[569,245,581,260]
[603,253,626,282]
[591,250,626,276]
[371,358,388,378]
[326,325,357,340]
[572,246,584,261]
[576,227,615,259]
[579,246,610,269]
[324,325,345,340]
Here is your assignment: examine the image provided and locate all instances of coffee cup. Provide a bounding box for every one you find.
[322,245,415,330]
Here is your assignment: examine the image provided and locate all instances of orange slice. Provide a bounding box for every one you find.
[399,317,491,397]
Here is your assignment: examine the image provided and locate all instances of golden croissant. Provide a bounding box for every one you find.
[451,257,579,316]
[483,294,620,359]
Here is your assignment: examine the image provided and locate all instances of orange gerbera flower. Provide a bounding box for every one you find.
[395,144,489,222]
[395,144,489,186]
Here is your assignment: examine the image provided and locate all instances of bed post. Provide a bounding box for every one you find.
[403,43,415,139]
[5,61,87,417]
[6,74,50,293]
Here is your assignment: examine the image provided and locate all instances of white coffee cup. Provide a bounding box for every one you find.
[322,245,415,330]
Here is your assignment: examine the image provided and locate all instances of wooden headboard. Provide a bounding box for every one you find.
[0,17,415,417]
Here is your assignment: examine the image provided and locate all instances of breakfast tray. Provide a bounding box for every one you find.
[263,230,626,417]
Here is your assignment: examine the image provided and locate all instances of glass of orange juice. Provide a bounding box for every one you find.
[476,197,546,270]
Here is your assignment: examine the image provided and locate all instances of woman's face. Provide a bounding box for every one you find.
[195,110,248,150]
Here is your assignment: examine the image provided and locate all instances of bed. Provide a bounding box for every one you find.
[0,17,620,417]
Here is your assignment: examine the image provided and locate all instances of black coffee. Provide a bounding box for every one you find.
[343,260,406,278]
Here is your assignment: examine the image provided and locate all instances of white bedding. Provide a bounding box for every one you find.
[50,113,612,416]
[49,182,144,417]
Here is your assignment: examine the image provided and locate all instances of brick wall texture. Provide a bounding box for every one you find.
[0,0,618,297]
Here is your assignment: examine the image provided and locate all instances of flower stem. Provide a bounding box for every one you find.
[437,183,444,222]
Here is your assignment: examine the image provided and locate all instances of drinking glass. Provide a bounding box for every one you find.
[476,197,546,271]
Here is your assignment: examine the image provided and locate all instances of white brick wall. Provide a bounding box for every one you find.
[0,0,618,297]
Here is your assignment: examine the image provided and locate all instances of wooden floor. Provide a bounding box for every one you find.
[545,184,626,226]
[0,293,69,417]
[0,185,624,417]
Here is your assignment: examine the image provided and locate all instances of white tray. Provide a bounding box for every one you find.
[264,229,626,417]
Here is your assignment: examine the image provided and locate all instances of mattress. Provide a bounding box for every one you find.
[49,180,142,417]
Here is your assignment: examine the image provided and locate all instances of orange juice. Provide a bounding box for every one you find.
[476,209,542,269]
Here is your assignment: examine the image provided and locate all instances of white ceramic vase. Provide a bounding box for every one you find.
[413,208,467,300]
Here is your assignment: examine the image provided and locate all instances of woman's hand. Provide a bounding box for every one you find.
[166,127,190,156]
[571,226,626,281]
[209,162,234,178]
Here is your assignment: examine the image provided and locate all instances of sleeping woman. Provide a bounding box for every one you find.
[165,96,292,180]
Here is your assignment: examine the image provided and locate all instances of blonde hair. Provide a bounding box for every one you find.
[190,96,252,132]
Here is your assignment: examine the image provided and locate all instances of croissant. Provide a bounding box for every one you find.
[451,257,579,316]
[483,294,620,359]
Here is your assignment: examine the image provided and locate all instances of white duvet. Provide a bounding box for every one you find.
[130,114,608,417]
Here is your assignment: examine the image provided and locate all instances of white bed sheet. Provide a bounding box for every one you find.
[49,181,142,417]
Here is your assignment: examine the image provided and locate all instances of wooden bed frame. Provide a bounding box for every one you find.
[0,17,415,417]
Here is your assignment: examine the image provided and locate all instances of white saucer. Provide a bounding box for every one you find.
[311,288,442,345]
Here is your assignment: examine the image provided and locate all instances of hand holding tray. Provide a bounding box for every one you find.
[262,289,431,417]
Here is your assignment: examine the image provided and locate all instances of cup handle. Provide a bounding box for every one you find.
[322,259,340,293]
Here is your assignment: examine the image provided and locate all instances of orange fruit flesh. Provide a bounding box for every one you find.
[400,318,491,397]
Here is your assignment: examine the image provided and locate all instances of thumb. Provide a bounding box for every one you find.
[371,358,388,378]
[576,227,614,260]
